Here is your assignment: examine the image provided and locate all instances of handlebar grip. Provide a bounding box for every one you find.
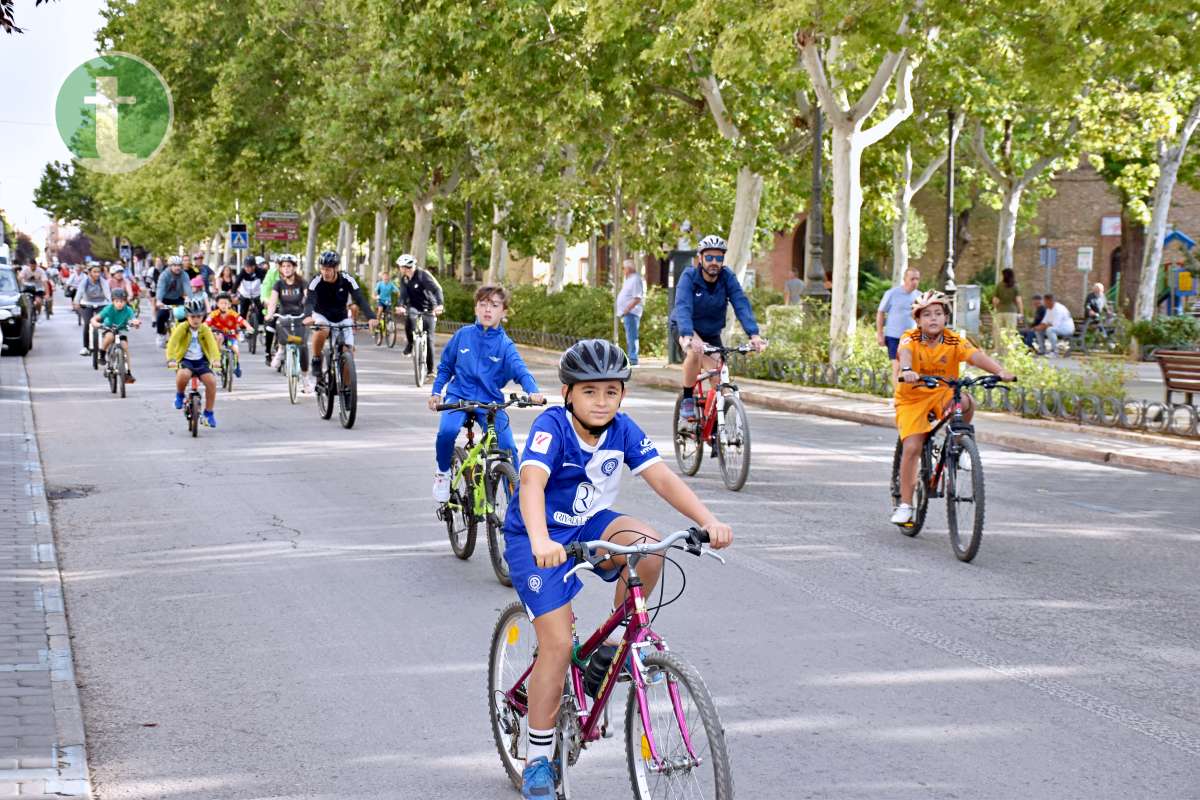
[688,527,709,544]
[564,542,587,561]
[435,403,458,412]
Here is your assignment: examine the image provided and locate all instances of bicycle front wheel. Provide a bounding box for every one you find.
[488,600,537,791]
[116,350,126,398]
[626,650,733,800]
[413,335,426,387]
[386,319,398,348]
[338,352,358,428]
[487,461,517,587]
[189,396,200,438]
[946,435,986,562]
[373,322,383,346]
[716,395,751,491]
[247,311,259,355]
[287,349,300,404]
[672,392,702,476]
[317,362,335,420]
[446,447,478,558]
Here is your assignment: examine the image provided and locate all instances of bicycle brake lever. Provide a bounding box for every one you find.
[702,549,726,565]
[562,562,596,583]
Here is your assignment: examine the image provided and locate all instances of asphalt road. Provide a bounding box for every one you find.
[22,306,1200,800]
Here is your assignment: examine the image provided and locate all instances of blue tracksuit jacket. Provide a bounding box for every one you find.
[668,266,760,339]
[432,322,539,402]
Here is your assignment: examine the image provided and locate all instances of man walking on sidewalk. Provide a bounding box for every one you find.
[876,267,922,381]
[616,258,644,366]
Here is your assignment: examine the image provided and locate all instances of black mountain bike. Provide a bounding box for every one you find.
[313,322,369,429]
[889,374,1013,563]
[435,394,544,585]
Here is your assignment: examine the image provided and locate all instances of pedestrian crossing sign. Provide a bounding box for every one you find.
[230,226,249,250]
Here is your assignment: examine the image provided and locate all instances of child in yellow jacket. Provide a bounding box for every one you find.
[166,297,222,428]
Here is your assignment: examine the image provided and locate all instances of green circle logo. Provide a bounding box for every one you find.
[55,52,173,174]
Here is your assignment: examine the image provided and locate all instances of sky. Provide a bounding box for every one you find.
[0,0,107,244]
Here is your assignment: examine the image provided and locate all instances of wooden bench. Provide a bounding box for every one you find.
[1154,349,1200,405]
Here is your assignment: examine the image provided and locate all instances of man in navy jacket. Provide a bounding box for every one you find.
[668,235,767,426]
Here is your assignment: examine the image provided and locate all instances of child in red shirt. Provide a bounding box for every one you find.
[207,292,254,378]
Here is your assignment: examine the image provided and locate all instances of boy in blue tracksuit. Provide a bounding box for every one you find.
[667,234,767,427]
[427,285,545,502]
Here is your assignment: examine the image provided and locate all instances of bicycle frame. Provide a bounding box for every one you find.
[693,357,736,443]
[919,380,980,497]
[448,409,510,519]
[502,567,700,770]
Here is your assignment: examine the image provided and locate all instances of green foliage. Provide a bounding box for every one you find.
[996,330,1129,403]
[1128,315,1200,348]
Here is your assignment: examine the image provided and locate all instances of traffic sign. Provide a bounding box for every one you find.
[256,212,300,242]
[230,223,249,250]
[119,244,132,261]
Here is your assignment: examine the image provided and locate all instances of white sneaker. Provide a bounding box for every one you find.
[79,347,89,356]
[301,375,314,394]
[432,471,451,503]
[270,349,284,370]
[156,334,165,349]
[890,504,914,524]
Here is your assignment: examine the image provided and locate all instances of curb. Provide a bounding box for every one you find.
[512,344,1200,480]
[9,360,93,798]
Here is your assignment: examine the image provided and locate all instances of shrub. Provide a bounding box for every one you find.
[1128,315,1200,349]
[995,329,1129,404]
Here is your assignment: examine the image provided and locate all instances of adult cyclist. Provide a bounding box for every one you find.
[265,254,313,393]
[302,251,377,389]
[235,257,267,336]
[155,256,195,348]
[668,234,767,427]
[396,253,444,380]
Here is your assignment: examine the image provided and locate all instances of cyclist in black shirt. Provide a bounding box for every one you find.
[395,253,444,377]
[303,251,377,380]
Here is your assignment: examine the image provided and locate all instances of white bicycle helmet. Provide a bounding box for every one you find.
[167,255,183,266]
[911,290,952,319]
[697,234,728,253]
[395,254,417,269]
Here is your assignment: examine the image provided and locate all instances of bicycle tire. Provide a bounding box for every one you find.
[247,309,259,355]
[287,349,299,404]
[317,360,335,420]
[413,334,425,388]
[946,435,986,562]
[108,361,117,394]
[386,319,398,348]
[221,351,233,392]
[447,446,477,559]
[487,600,536,791]
[889,437,904,509]
[626,650,734,800]
[373,322,383,346]
[487,461,518,587]
[91,330,99,371]
[338,352,358,428]
[189,395,200,438]
[909,444,932,536]
[672,392,703,476]
[116,349,126,398]
[716,394,751,491]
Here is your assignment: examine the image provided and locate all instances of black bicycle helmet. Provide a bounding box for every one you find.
[111,288,128,300]
[559,339,632,386]
[318,250,340,267]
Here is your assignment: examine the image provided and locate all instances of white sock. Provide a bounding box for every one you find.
[897,502,912,509]
[527,726,555,763]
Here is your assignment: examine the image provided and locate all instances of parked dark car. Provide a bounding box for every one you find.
[0,266,35,356]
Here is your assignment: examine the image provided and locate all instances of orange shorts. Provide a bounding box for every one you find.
[894,388,951,440]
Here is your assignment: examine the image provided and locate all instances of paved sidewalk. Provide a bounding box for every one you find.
[515,348,1200,479]
[0,356,91,799]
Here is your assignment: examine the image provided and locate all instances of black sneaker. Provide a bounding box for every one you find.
[402,343,413,355]
[98,353,107,365]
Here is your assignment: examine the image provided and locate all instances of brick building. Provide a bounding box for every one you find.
[750,157,1200,316]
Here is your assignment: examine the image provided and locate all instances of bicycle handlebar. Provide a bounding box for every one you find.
[702,341,764,357]
[915,374,1016,390]
[435,393,547,412]
[561,527,723,583]
[308,322,372,330]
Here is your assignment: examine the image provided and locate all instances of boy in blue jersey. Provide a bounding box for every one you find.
[503,339,733,799]
[428,285,545,502]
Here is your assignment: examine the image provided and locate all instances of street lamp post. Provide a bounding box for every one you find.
[803,104,829,296]
[943,109,958,296]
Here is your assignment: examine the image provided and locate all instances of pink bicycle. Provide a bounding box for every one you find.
[487,528,733,799]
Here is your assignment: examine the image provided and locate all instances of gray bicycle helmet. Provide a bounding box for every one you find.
[559,339,631,386]
[111,288,128,300]
[184,297,207,316]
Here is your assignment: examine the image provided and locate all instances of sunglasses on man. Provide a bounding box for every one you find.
[702,254,724,264]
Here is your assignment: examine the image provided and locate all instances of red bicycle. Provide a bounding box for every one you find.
[672,343,755,491]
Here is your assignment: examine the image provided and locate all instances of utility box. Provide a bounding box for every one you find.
[955,284,982,335]
[666,249,695,364]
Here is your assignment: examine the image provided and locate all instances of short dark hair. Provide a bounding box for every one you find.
[475,285,509,308]
[1032,294,1043,300]
[1044,293,1055,301]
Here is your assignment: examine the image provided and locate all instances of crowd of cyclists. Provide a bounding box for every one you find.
[23,230,1020,799]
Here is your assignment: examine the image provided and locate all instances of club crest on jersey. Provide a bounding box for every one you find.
[527,575,543,594]
[601,457,620,476]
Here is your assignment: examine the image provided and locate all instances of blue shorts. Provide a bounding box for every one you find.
[505,509,625,619]
[179,357,212,378]
[886,336,902,359]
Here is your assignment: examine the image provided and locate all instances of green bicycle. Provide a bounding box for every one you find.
[435,394,544,586]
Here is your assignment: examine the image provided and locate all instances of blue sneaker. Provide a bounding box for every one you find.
[203,410,216,429]
[234,364,242,378]
[521,756,558,799]
[174,393,184,410]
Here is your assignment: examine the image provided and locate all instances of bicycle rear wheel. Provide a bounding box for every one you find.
[446,446,477,559]
[488,600,536,791]
[672,392,702,476]
[487,461,518,587]
[338,352,358,428]
[946,435,986,562]
[626,650,733,800]
[716,395,751,491]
